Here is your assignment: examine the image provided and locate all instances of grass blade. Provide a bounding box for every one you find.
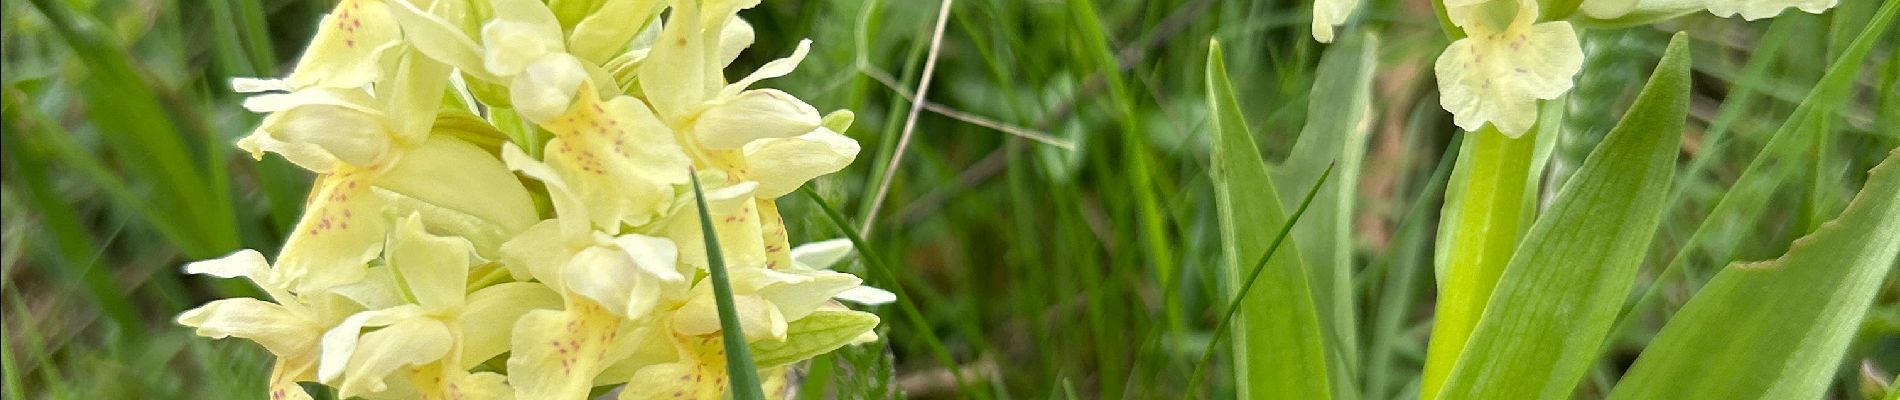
[690,172,765,400]
[1205,38,1332,400]
[1436,33,1691,399]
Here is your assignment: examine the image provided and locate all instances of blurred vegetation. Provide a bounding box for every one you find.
[2,0,1896,398]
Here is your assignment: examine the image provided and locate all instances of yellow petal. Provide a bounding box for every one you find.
[731,267,862,322]
[409,364,517,400]
[568,0,663,64]
[385,0,494,82]
[1312,0,1359,43]
[387,214,475,311]
[694,89,822,150]
[461,282,563,369]
[717,40,810,99]
[617,362,722,400]
[318,305,428,385]
[507,304,636,399]
[639,0,710,120]
[511,54,591,123]
[501,219,572,282]
[536,89,692,229]
[286,0,401,89]
[789,239,852,270]
[240,88,390,171]
[273,166,389,294]
[564,245,667,318]
[330,317,455,398]
[268,357,319,400]
[1433,17,1580,136]
[501,143,592,240]
[740,127,860,198]
[377,48,452,144]
[661,180,767,270]
[177,298,322,358]
[715,16,755,68]
[673,289,787,342]
[480,7,564,77]
[182,249,292,300]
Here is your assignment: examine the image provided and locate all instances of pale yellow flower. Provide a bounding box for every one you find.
[1434,0,1582,136]
[176,250,364,400]
[498,143,696,399]
[234,49,537,294]
[1312,0,1360,43]
[314,216,560,399]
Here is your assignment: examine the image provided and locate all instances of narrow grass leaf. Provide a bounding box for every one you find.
[1205,38,1332,400]
[1435,33,1691,399]
[690,172,765,400]
[1607,147,1900,399]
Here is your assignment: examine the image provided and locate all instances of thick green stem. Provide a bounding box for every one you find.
[1420,126,1538,399]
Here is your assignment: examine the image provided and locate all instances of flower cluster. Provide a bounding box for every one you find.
[176,1,891,399]
[1310,0,1841,136]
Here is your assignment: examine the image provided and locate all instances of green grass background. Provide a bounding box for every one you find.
[2,0,1897,398]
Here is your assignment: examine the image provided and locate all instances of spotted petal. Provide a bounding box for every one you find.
[285,0,402,89]
[272,165,389,294]
[1433,20,1581,136]
[534,85,692,229]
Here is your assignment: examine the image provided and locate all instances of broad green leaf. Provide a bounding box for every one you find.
[1607,148,1900,399]
[751,310,880,369]
[1436,33,1691,399]
[1273,31,1376,400]
[1206,38,1331,400]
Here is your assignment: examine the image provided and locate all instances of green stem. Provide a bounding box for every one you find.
[1420,126,1537,399]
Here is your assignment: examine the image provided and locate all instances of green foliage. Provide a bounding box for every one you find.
[1437,32,1690,399]
[1205,38,1332,400]
[1608,147,1900,399]
[5,0,1898,398]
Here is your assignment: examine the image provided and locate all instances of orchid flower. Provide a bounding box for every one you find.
[1313,0,1361,43]
[176,250,365,400]
[314,215,559,399]
[638,0,861,271]
[1434,0,1583,136]
[497,143,695,399]
[233,48,537,294]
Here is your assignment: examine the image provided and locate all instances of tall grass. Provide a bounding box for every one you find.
[3,0,1897,398]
